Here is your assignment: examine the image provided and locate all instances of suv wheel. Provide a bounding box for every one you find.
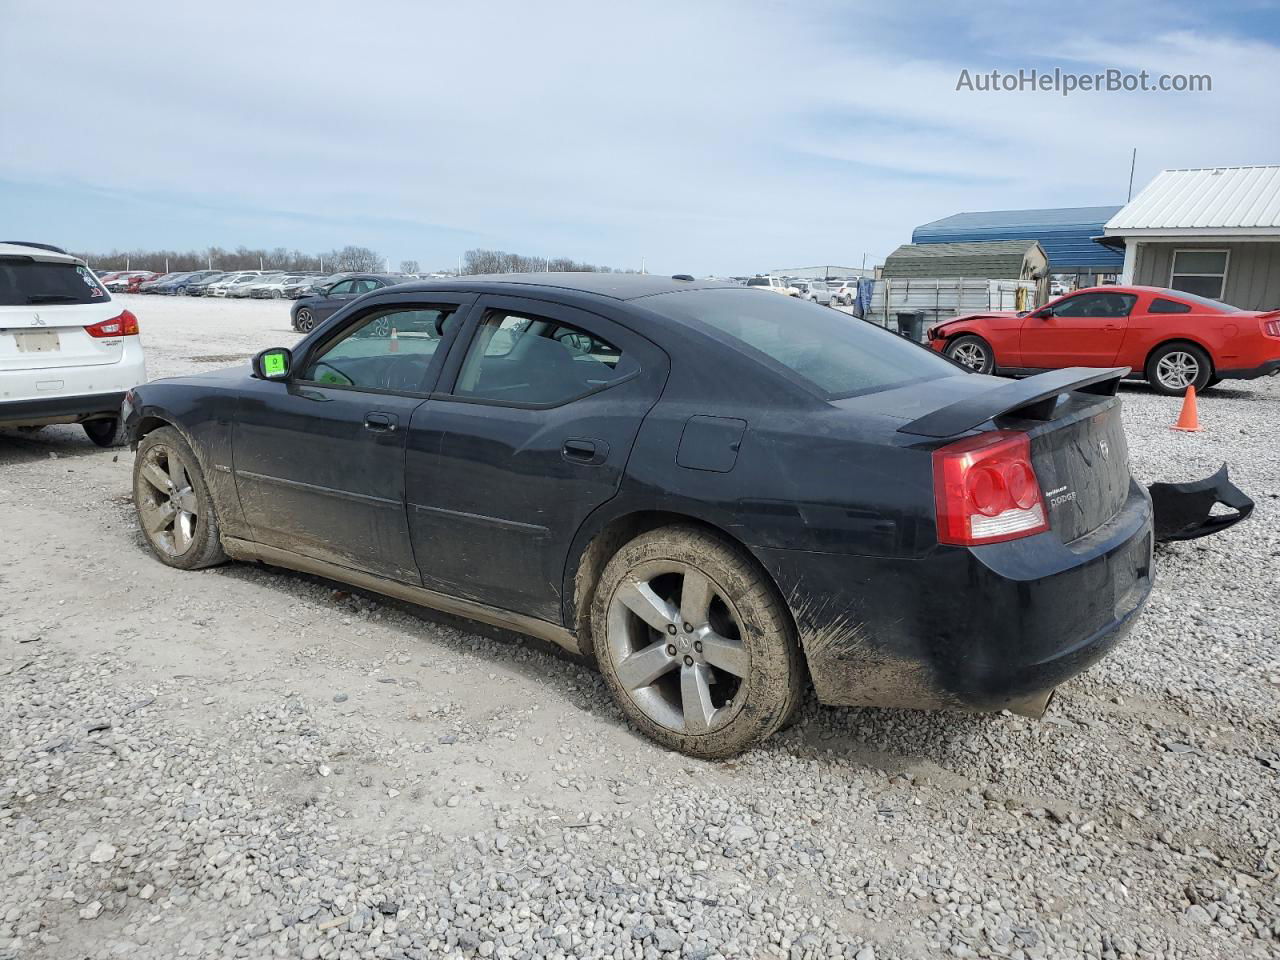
[83,417,125,448]
[133,427,227,570]
[591,526,802,759]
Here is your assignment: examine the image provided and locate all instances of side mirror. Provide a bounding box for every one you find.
[252,347,293,381]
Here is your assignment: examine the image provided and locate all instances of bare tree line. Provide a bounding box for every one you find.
[72,245,386,274]
[71,244,634,277]
[461,249,636,275]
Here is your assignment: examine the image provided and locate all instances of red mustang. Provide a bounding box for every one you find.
[927,285,1280,395]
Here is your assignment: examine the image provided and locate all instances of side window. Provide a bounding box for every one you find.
[327,280,355,295]
[1149,297,1192,314]
[300,306,457,392]
[350,279,376,294]
[1053,293,1137,318]
[453,310,637,406]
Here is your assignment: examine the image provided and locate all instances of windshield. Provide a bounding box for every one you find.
[745,278,769,287]
[642,287,958,399]
[0,259,111,305]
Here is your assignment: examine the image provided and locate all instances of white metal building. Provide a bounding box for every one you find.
[1103,165,1280,310]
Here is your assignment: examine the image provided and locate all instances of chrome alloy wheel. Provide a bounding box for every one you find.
[951,341,988,371]
[605,562,750,735]
[136,444,200,556]
[1156,350,1200,391]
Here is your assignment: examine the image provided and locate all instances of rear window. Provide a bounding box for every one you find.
[0,258,110,306]
[641,287,959,398]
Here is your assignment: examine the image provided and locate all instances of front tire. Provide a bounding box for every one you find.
[591,526,802,759]
[84,418,125,448]
[133,427,227,570]
[295,308,315,333]
[1146,342,1212,396]
[944,334,995,374]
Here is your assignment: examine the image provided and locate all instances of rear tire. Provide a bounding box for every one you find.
[84,418,125,448]
[133,427,227,570]
[944,334,995,374]
[591,525,802,759]
[1146,342,1212,396]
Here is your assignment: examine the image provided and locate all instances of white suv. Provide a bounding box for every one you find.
[0,242,147,446]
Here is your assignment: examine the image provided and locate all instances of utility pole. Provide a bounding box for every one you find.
[1127,148,1137,202]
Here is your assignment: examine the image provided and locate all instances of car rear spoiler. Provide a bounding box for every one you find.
[898,367,1129,438]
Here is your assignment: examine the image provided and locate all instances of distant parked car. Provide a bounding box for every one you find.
[744,276,798,296]
[283,276,322,299]
[228,273,276,298]
[798,280,833,305]
[138,272,184,294]
[250,274,309,299]
[206,272,256,297]
[185,272,231,297]
[927,284,1280,395]
[290,274,411,332]
[123,272,160,293]
[832,283,856,306]
[104,271,152,293]
[157,270,221,295]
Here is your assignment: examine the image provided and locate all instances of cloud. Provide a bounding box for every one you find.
[1,0,1276,273]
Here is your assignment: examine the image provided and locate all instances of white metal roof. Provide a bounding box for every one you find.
[1105,165,1280,235]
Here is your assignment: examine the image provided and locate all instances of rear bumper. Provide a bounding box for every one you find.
[1218,358,1280,380]
[758,477,1153,714]
[0,390,126,427]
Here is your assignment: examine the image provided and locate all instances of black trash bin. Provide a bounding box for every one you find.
[895,311,925,343]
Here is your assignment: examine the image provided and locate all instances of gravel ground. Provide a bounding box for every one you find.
[1,294,1277,960]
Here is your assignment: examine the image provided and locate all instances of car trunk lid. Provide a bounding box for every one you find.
[845,367,1133,544]
[0,302,126,370]
[1021,395,1131,542]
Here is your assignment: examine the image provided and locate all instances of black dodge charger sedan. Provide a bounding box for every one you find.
[122,274,1249,757]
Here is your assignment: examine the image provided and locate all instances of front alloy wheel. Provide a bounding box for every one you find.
[133,427,227,570]
[296,308,315,332]
[944,335,994,374]
[592,526,802,758]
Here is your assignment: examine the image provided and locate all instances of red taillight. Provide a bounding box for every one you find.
[85,310,139,339]
[933,431,1049,546]
[1264,318,1280,338]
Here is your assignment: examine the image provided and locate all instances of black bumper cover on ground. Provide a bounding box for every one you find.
[1148,463,1254,542]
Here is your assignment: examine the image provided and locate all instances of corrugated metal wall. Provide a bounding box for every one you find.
[913,209,1124,272]
[1134,241,1280,310]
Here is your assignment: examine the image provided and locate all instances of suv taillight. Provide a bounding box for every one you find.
[85,309,139,338]
[933,430,1049,546]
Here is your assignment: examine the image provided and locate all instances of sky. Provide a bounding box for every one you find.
[2,0,1279,275]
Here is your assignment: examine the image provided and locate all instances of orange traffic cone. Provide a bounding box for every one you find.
[1172,386,1200,432]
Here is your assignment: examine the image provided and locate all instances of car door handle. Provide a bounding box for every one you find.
[364,412,398,432]
[563,438,608,464]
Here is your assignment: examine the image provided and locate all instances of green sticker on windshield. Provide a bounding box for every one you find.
[263,352,287,376]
